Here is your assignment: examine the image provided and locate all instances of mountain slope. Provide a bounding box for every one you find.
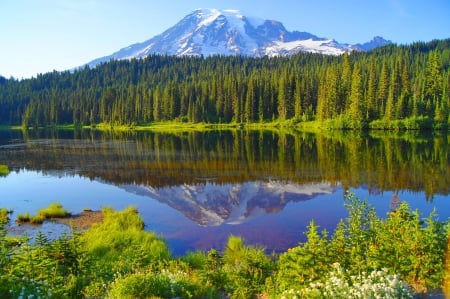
[87,8,391,67]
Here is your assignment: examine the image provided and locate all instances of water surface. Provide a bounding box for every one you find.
[0,129,448,254]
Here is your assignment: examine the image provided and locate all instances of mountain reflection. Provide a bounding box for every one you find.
[120,181,334,226]
[0,129,448,203]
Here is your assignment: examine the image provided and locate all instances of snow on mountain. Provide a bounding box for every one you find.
[86,8,391,68]
[120,180,335,226]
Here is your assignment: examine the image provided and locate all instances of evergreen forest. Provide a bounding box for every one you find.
[0,39,449,129]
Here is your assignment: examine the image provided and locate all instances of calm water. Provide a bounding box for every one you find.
[0,129,449,255]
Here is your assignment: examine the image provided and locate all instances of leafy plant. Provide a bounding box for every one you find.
[271,192,449,297]
[279,264,413,299]
[222,236,274,299]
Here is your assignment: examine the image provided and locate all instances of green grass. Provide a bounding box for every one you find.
[0,164,9,176]
[29,215,45,225]
[16,212,31,223]
[37,202,70,219]
[89,120,320,132]
[0,208,10,223]
[16,202,70,225]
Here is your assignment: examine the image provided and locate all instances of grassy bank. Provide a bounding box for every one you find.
[2,116,449,133]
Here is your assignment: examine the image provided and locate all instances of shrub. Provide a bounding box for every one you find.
[271,192,449,296]
[279,264,414,299]
[108,272,173,299]
[223,236,274,299]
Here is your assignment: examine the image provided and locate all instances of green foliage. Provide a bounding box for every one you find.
[108,268,215,299]
[16,202,70,225]
[0,208,9,223]
[0,228,87,299]
[38,202,70,218]
[369,203,449,292]
[222,236,274,299]
[16,212,31,223]
[29,214,45,224]
[369,116,434,130]
[0,198,448,298]
[279,265,414,299]
[274,221,331,291]
[1,39,449,129]
[81,206,170,297]
[0,164,9,176]
[271,192,449,297]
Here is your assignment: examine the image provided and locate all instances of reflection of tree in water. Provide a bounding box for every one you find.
[389,193,401,211]
[0,129,449,199]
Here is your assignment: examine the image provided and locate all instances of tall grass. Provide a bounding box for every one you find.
[16,202,70,225]
[37,202,70,219]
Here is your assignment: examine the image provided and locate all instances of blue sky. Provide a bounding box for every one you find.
[1,0,449,79]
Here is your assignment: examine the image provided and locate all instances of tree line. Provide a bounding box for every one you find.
[2,129,448,198]
[0,39,449,128]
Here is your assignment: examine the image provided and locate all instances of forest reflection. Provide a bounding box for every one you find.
[0,129,448,200]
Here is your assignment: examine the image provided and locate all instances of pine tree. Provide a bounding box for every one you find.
[348,65,364,127]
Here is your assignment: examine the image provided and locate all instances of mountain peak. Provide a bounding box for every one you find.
[86,9,392,68]
[355,36,392,51]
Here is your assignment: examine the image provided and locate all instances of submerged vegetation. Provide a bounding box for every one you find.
[0,39,449,130]
[0,193,448,298]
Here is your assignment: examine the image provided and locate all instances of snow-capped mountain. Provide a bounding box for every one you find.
[86,8,391,67]
[120,181,335,226]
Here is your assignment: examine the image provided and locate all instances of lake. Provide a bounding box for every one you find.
[0,129,449,255]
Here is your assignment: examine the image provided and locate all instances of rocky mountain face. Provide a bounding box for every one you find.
[87,8,391,67]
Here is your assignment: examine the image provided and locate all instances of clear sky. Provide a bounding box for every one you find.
[1,0,449,79]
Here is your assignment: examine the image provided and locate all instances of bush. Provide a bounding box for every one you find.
[108,268,215,299]
[271,192,448,296]
[279,264,414,299]
[108,272,174,299]
[369,116,434,130]
[222,236,274,299]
